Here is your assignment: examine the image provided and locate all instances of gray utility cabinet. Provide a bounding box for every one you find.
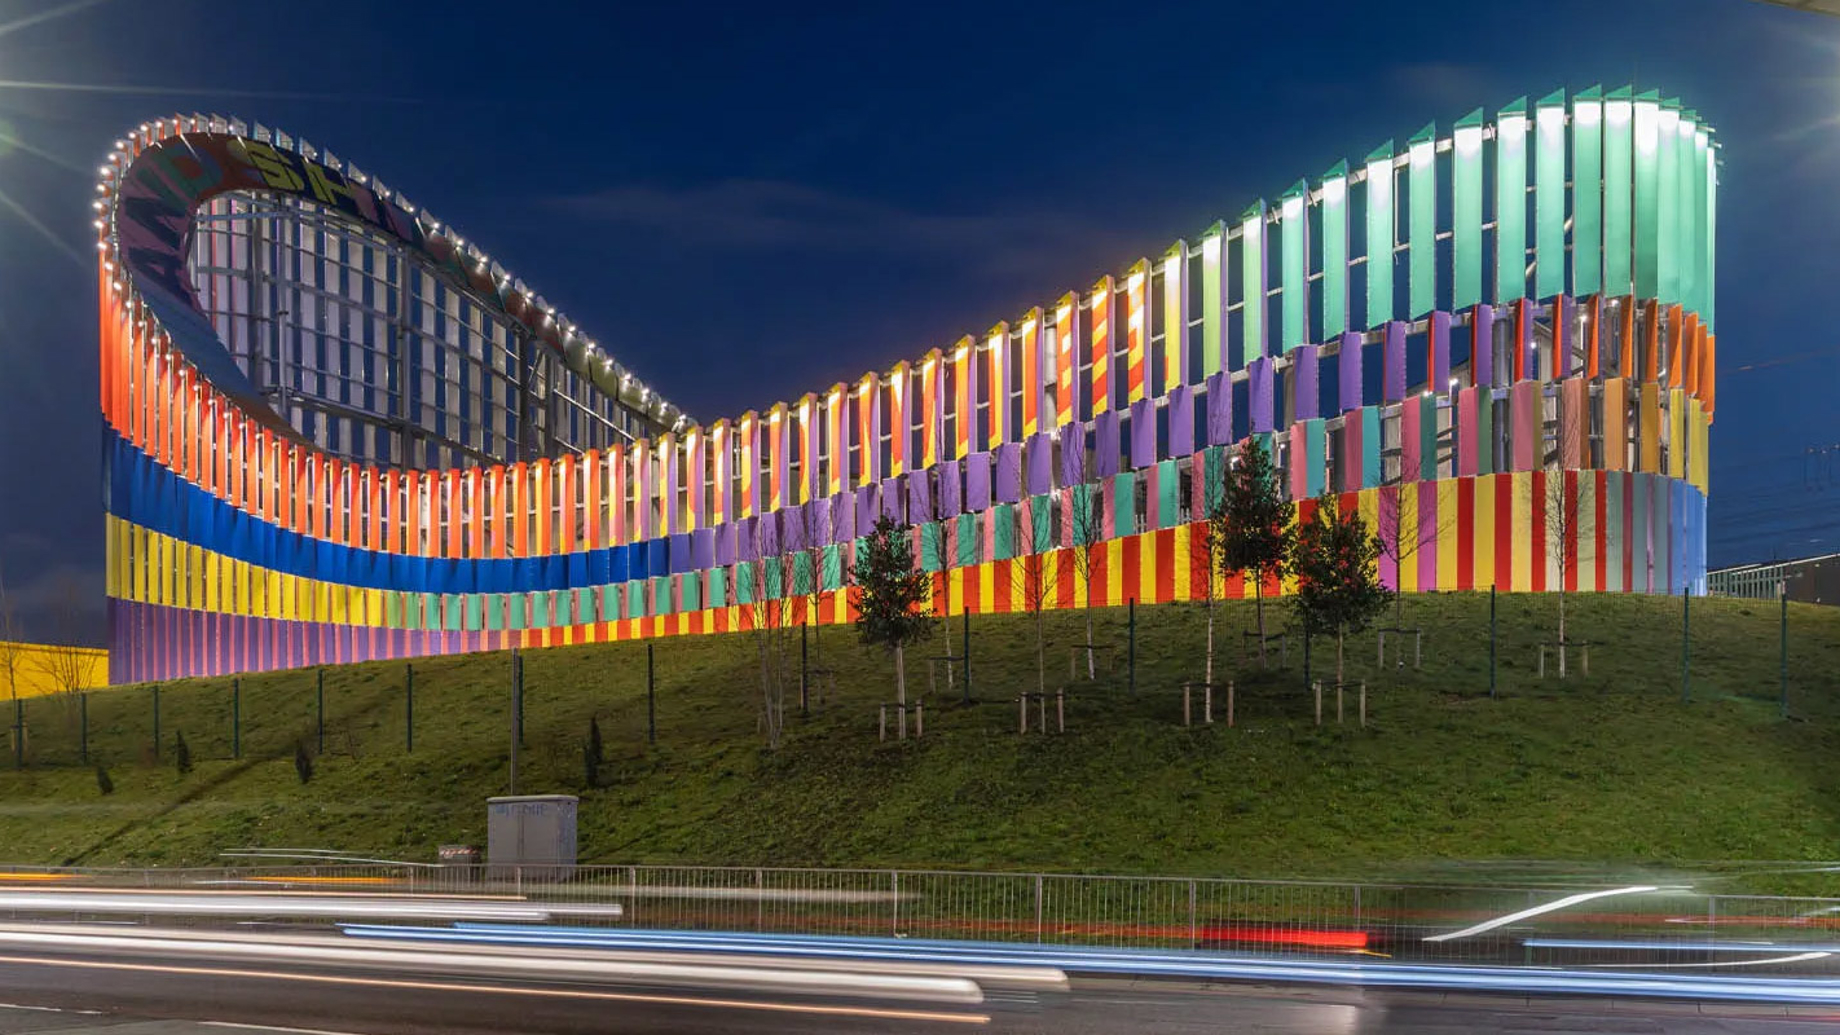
[486,794,578,881]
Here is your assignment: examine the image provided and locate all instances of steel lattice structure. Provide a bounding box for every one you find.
[97,89,1717,682]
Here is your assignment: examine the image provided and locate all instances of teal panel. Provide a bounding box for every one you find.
[1361,407,1382,489]
[1241,201,1266,363]
[1201,223,1224,377]
[1030,494,1054,553]
[955,513,978,568]
[1495,99,1527,302]
[1304,419,1326,498]
[1201,445,1229,514]
[708,567,727,608]
[1535,91,1565,300]
[1604,87,1634,295]
[1679,113,1701,317]
[992,504,1016,560]
[1631,475,1649,592]
[419,593,437,631]
[1657,100,1680,306]
[1408,124,1436,318]
[384,593,400,629]
[1281,182,1307,350]
[1706,137,1716,330]
[790,552,813,596]
[440,595,458,632]
[1321,163,1348,336]
[1071,485,1098,546]
[1364,144,1394,329]
[1418,395,1439,481]
[919,522,942,573]
[821,543,842,591]
[1156,459,1180,528]
[1572,89,1603,298]
[1633,93,1660,300]
[529,591,550,630]
[510,592,528,630]
[1112,472,1135,535]
[573,586,592,625]
[682,571,701,612]
[1696,130,1712,326]
[597,585,616,622]
[1453,111,1484,311]
[463,593,482,632]
[483,593,502,631]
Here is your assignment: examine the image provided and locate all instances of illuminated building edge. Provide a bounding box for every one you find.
[98,89,1716,683]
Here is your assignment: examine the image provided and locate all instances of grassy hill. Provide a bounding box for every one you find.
[2,592,1838,890]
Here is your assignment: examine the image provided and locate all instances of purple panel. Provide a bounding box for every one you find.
[881,476,902,521]
[1024,433,1053,497]
[690,527,715,570]
[906,472,931,524]
[1169,385,1195,457]
[1472,303,1494,387]
[759,511,781,556]
[1094,410,1122,478]
[1204,372,1233,445]
[1383,321,1407,402]
[1290,344,1319,421]
[777,510,804,555]
[736,516,759,563]
[855,484,879,530]
[1338,331,1363,412]
[668,532,692,574]
[1519,300,1535,380]
[1248,357,1275,434]
[964,452,992,512]
[714,522,737,566]
[1555,296,1575,378]
[994,442,1023,504]
[832,492,856,542]
[1129,398,1156,469]
[1057,423,1085,487]
[937,459,962,516]
[1430,310,1451,390]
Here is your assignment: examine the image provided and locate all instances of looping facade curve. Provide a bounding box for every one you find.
[98,88,1717,683]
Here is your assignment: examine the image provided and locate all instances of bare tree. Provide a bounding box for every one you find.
[0,562,25,700]
[1006,501,1059,697]
[34,574,97,695]
[1544,397,1591,677]
[1066,483,1104,679]
[1194,457,1231,689]
[743,518,800,749]
[1374,485,1457,632]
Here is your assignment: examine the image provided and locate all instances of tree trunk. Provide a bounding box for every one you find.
[1558,588,1567,678]
[1084,609,1096,680]
[1036,608,1046,696]
[1254,573,1268,667]
[1205,599,1216,689]
[895,643,907,706]
[940,562,955,690]
[1336,625,1345,688]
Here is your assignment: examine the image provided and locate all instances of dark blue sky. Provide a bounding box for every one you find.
[0,0,1835,641]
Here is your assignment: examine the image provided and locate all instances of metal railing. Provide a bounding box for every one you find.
[3,862,1839,972]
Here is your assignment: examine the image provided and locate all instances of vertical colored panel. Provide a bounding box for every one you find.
[1657,103,1681,307]
[987,325,1010,447]
[1496,99,1527,303]
[1633,93,1660,300]
[1242,202,1267,361]
[1320,167,1348,338]
[1457,113,1486,307]
[1605,89,1634,296]
[889,362,910,478]
[826,387,847,495]
[1162,250,1188,392]
[1698,128,1714,329]
[1090,278,1112,416]
[1473,472,1496,590]
[1638,383,1661,473]
[1200,231,1225,376]
[1573,89,1603,297]
[1020,311,1042,437]
[1054,298,1078,428]
[1124,267,1147,402]
[1533,91,1567,302]
[1281,187,1308,349]
[1407,127,1435,318]
[859,372,882,485]
[1363,150,1392,329]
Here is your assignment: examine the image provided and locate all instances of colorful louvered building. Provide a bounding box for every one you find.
[97,89,1716,683]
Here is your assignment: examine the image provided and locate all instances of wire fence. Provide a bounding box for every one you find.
[2,862,1838,972]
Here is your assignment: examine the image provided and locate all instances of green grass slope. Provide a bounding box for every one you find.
[2,593,1838,886]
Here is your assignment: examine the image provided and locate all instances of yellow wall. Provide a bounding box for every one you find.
[0,641,109,699]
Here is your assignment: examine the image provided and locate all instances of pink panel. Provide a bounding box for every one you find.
[1511,380,1537,472]
[1457,387,1479,477]
[1400,399,1421,483]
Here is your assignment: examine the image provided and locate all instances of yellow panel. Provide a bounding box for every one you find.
[1137,531,1156,606]
[1510,472,1531,592]
[1107,538,1125,607]
[1436,479,1459,591]
[1668,388,1687,480]
[1170,524,1191,604]
[1602,377,1627,471]
[1473,474,1496,590]
[1639,383,1661,473]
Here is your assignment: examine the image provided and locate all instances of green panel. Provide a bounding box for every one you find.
[1070,485,1097,546]
[732,564,755,607]
[1695,129,1711,325]
[757,563,778,603]
[598,585,616,622]
[1321,163,1348,335]
[385,592,402,629]
[918,522,942,573]
[821,543,842,591]
[707,568,726,608]
[1361,407,1383,489]
[1408,124,1436,318]
[1111,472,1135,534]
[793,552,815,596]
[1535,91,1565,300]
[1364,143,1393,328]
[419,593,438,631]
[626,581,643,619]
[1633,92,1660,300]
[1201,226,1223,376]
[1453,111,1483,310]
[1156,459,1179,529]
[1604,88,1634,295]
[1241,201,1266,363]
[510,592,528,630]
[682,570,701,612]
[992,504,1016,560]
[484,593,503,631]
[1030,494,1054,553]
[1676,113,1699,315]
[955,513,978,568]
[1280,182,1307,350]
[1657,100,1680,306]
[1706,136,1716,329]
[1495,98,1527,302]
[1201,445,1228,514]
[464,594,482,632]
[576,586,595,625]
[1418,395,1439,481]
[1572,89,1603,298]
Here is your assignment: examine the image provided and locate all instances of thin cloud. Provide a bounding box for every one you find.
[556,179,1131,279]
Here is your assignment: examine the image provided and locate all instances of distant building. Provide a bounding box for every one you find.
[1707,554,1840,606]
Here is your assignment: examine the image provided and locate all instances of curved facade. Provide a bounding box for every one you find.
[99,89,1717,683]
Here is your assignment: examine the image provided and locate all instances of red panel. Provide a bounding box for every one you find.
[1529,470,1546,594]
[1593,470,1608,592]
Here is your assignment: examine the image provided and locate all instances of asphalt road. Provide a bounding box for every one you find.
[0,950,1837,1035]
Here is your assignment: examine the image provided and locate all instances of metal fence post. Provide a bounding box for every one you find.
[1188,879,1197,947]
[1034,874,1044,943]
[891,870,901,937]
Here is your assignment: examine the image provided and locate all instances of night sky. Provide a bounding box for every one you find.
[0,0,1835,643]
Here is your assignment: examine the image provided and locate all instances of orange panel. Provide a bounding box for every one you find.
[1585,294,1600,380]
[584,450,602,550]
[1667,304,1684,387]
[1643,300,1660,383]
[404,470,422,556]
[467,468,484,559]
[535,458,553,556]
[488,466,506,559]
[511,463,529,558]
[557,455,576,553]
[367,468,382,551]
